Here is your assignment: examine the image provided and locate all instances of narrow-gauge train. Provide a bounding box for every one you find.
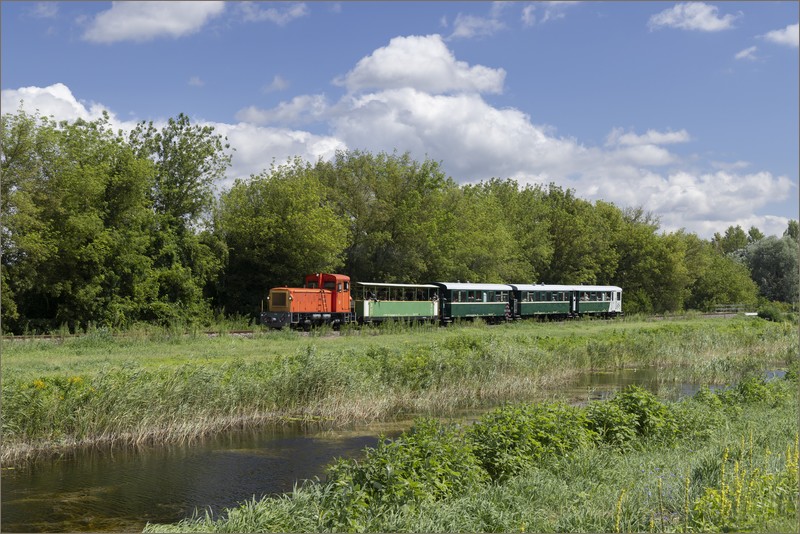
[261,273,622,329]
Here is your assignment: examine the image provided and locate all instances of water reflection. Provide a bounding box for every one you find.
[1,424,395,533]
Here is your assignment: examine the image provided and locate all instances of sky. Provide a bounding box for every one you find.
[2,1,798,239]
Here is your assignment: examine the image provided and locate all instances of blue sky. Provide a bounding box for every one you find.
[2,1,798,238]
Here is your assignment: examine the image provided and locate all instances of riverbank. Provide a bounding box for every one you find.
[145,373,799,533]
[2,317,796,466]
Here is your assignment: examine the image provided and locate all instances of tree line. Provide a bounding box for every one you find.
[1,111,797,333]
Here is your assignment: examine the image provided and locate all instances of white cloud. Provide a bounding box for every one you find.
[235,95,329,126]
[338,34,505,95]
[606,128,691,147]
[648,3,739,32]
[1,83,114,123]
[762,23,799,48]
[734,46,759,61]
[3,34,795,239]
[188,76,205,87]
[236,2,308,25]
[82,1,225,43]
[449,12,506,39]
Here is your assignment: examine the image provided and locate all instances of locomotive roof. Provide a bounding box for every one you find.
[356,282,438,289]
[509,284,622,292]
[430,282,514,291]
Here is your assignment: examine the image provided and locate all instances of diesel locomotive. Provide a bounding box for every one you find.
[261,273,622,329]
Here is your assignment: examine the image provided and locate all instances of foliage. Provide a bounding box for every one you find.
[744,235,799,303]
[468,402,594,481]
[216,158,349,315]
[2,108,795,331]
[320,419,488,530]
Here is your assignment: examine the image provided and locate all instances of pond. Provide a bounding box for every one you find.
[0,367,781,533]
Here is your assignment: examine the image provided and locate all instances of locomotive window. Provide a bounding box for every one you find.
[344,282,350,291]
[306,282,318,289]
[324,281,336,290]
[337,283,343,292]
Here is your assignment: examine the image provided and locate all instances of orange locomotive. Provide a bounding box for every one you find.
[261,273,354,329]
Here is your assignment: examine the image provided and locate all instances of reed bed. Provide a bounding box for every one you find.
[2,317,796,466]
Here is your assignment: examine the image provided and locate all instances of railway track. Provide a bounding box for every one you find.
[1,313,751,342]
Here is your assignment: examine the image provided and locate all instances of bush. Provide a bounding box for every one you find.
[320,419,487,530]
[468,403,593,481]
[609,385,678,442]
[585,401,638,450]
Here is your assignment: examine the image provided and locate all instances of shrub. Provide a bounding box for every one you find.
[468,402,593,481]
[584,401,638,450]
[610,385,678,442]
[320,419,487,530]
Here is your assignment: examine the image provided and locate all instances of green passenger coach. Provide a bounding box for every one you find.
[355,282,440,324]
[430,282,513,323]
[510,284,622,318]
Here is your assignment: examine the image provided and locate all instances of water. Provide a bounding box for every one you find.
[1,424,402,533]
[1,368,784,533]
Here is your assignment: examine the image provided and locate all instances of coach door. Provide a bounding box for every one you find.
[570,291,578,315]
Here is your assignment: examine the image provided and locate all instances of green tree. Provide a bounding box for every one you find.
[128,114,232,324]
[712,225,748,254]
[217,158,348,315]
[539,185,618,285]
[314,150,454,283]
[744,236,799,303]
[747,226,765,244]
[784,220,799,242]
[1,110,158,332]
[683,237,759,311]
[611,210,689,314]
[478,179,553,282]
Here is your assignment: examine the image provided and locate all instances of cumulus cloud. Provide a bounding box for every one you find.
[1,83,115,123]
[235,95,330,126]
[338,34,505,94]
[3,33,794,239]
[82,1,225,43]
[762,23,799,48]
[648,2,739,32]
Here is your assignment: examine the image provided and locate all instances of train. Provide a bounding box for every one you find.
[261,273,622,329]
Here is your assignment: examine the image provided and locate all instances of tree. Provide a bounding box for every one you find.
[314,150,454,283]
[747,226,765,244]
[744,236,799,303]
[478,179,553,282]
[128,114,233,324]
[217,158,349,316]
[784,220,799,242]
[1,110,158,332]
[712,225,748,254]
[682,236,759,311]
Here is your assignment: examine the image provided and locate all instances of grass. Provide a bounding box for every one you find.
[143,374,799,533]
[1,317,796,466]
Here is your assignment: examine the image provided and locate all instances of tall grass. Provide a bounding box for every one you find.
[144,374,798,533]
[2,317,796,465]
